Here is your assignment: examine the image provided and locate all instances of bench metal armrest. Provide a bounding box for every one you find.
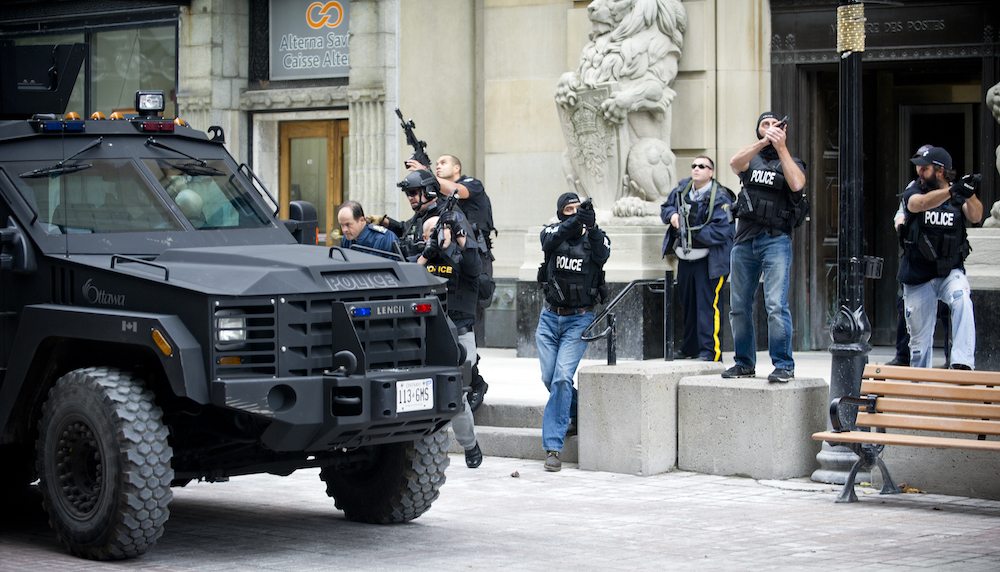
[830,394,879,433]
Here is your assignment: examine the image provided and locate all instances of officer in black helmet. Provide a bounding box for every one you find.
[386,169,473,258]
[536,192,610,472]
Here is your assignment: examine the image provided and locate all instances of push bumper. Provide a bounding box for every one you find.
[210,365,464,451]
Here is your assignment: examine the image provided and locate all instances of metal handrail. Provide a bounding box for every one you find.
[581,271,673,365]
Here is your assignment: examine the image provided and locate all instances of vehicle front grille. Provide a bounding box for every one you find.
[278,293,429,376]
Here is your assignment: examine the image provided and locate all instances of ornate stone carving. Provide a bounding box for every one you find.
[985,81,1000,228]
[555,0,687,219]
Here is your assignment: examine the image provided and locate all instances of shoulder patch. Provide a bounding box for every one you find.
[370,224,388,233]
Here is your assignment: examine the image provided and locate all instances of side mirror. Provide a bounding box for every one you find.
[0,217,36,273]
[283,200,319,245]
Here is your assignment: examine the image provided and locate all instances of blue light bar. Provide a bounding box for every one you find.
[350,306,372,318]
[41,121,63,132]
[64,120,86,133]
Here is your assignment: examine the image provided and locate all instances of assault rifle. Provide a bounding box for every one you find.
[674,187,692,255]
[395,108,432,168]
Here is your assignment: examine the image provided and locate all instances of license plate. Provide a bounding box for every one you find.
[396,378,433,413]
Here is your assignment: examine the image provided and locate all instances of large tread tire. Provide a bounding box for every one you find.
[320,431,450,524]
[35,367,173,560]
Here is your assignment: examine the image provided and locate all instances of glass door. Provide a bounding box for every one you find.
[279,120,349,245]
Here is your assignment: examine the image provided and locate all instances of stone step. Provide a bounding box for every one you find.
[472,402,544,428]
[447,425,578,463]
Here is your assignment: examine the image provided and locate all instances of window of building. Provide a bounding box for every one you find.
[5,14,178,117]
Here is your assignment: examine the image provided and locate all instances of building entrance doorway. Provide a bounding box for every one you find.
[279,120,350,245]
[805,62,982,350]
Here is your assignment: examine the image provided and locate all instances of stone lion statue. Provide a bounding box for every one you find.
[555,0,687,218]
[985,81,1000,227]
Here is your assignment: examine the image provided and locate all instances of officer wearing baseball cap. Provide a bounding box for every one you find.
[899,146,984,369]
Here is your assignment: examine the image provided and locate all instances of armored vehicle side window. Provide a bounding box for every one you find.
[15,159,183,234]
[144,159,272,230]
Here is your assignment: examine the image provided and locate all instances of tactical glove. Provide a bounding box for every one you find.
[577,206,596,229]
[951,174,980,200]
[421,229,441,259]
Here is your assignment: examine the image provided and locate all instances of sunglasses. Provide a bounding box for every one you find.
[691,163,713,170]
[404,189,421,197]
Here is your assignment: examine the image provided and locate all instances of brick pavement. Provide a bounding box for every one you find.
[3,454,999,571]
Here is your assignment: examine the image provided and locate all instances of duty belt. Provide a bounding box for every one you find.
[546,305,593,316]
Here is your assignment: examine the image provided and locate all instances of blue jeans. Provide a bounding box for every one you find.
[903,269,975,369]
[535,308,591,452]
[729,233,794,371]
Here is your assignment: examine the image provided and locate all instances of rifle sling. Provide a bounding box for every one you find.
[680,180,719,247]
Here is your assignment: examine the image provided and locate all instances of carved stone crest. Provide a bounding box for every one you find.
[557,84,628,207]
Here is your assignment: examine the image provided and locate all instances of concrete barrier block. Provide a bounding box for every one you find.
[578,361,724,475]
[678,375,827,480]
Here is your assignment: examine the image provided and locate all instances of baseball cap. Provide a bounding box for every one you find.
[911,144,933,159]
[910,146,952,170]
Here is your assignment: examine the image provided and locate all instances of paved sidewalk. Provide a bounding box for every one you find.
[4,455,999,571]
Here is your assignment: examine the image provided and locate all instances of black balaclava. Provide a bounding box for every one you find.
[556,192,581,221]
[756,111,780,161]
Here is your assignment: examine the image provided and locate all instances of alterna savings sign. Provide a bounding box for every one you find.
[270,0,350,80]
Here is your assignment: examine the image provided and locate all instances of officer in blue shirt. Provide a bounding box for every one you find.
[338,201,399,257]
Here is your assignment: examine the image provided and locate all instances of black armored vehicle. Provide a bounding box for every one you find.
[0,43,465,560]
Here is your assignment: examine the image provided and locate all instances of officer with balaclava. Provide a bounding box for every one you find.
[535,192,610,472]
[723,111,807,384]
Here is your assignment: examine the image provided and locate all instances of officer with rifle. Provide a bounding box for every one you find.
[390,109,494,411]
[660,155,735,362]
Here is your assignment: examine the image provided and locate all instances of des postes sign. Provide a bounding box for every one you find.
[270,0,350,81]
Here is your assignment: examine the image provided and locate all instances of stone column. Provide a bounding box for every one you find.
[348,90,387,216]
[176,0,249,161]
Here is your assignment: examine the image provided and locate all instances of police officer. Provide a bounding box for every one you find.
[886,144,934,367]
[415,215,484,468]
[385,169,472,258]
[337,201,399,257]
[660,155,735,362]
[900,146,983,369]
[723,111,807,383]
[536,193,610,472]
[407,155,495,407]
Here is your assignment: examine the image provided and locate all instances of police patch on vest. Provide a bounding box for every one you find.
[555,255,584,272]
[426,265,454,275]
[748,168,785,190]
[923,210,956,227]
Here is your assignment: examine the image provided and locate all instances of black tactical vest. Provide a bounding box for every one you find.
[426,255,478,320]
[544,235,601,308]
[735,154,804,233]
[902,198,970,278]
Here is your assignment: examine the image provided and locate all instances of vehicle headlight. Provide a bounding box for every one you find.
[215,310,246,348]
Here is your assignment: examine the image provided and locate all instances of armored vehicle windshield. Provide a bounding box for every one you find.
[0,118,292,254]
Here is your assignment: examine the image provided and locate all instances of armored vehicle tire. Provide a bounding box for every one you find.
[35,368,174,560]
[320,430,450,524]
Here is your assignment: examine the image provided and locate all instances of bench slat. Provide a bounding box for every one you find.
[812,430,1000,451]
[874,397,1000,420]
[860,380,1000,402]
[864,364,1000,385]
[857,412,1000,435]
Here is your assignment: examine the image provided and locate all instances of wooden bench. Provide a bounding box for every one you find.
[812,364,1000,503]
